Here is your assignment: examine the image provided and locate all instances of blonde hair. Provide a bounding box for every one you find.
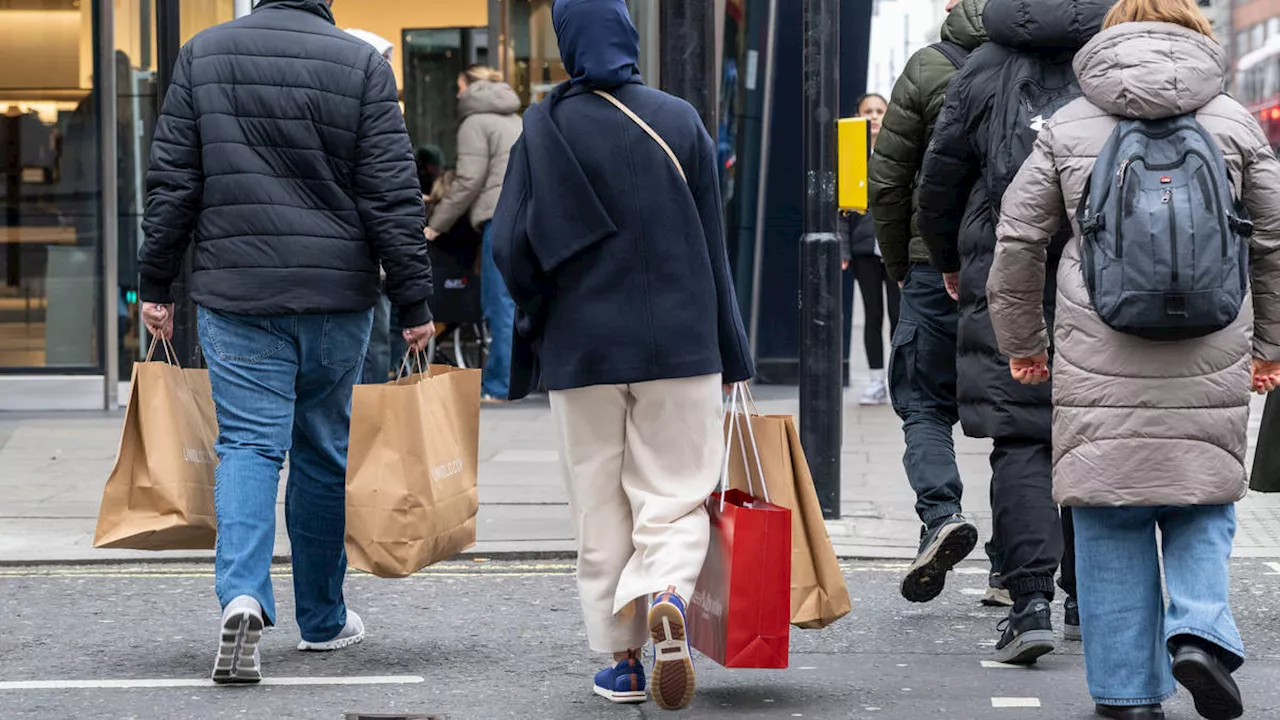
[1103,0,1214,38]
[462,64,503,85]
[427,170,455,206]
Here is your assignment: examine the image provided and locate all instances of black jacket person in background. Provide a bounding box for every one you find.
[137,0,435,683]
[490,0,752,710]
[916,0,1111,665]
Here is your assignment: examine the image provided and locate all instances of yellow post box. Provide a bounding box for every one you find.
[837,117,870,213]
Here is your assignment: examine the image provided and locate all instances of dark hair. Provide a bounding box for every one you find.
[856,93,888,113]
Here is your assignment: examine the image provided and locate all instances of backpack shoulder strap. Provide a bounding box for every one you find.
[593,90,688,184]
[930,40,970,70]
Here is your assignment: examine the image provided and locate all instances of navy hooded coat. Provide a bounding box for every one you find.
[490,0,754,399]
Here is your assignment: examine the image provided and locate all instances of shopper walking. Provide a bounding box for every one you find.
[138,0,435,683]
[426,65,522,402]
[843,93,900,406]
[988,0,1280,716]
[916,0,1110,661]
[491,0,753,710]
[868,0,988,605]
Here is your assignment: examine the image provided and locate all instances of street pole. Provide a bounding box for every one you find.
[658,0,718,135]
[98,0,118,409]
[155,0,200,367]
[800,0,842,519]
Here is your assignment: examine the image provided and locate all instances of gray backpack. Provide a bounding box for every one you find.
[1076,115,1252,341]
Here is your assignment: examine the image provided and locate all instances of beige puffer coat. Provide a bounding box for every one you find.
[989,22,1280,507]
[428,81,523,233]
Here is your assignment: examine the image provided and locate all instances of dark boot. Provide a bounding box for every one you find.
[1171,641,1243,720]
[900,514,978,603]
[1095,704,1164,719]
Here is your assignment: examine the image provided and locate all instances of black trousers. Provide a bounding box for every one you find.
[990,438,1075,600]
[851,256,901,370]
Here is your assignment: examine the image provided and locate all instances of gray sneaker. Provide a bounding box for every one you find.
[212,595,264,684]
[297,610,366,652]
[901,514,979,603]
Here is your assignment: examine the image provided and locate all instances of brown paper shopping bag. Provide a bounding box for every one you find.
[345,363,481,578]
[94,341,219,550]
[725,388,852,629]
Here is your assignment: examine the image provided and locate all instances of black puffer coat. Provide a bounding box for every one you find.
[915,0,1109,441]
[140,0,434,326]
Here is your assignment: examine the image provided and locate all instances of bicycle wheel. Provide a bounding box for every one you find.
[452,322,489,370]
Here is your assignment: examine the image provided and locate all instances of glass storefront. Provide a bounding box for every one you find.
[0,0,664,407]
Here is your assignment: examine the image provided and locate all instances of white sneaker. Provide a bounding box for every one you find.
[859,376,889,405]
[297,610,366,652]
[212,595,264,684]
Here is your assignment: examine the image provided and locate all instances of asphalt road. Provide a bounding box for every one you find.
[2,560,1279,719]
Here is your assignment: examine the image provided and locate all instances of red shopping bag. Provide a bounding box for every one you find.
[688,488,792,668]
[688,385,792,668]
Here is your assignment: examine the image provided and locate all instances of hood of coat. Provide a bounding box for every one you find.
[1075,22,1226,120]
[983,0,1110,51]
[459,81,522,118]
[941,0,989,50]
[255,0,334,24]
[553,0,641,88]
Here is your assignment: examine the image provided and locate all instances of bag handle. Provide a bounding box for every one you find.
[395,349,433,380]
[718,383,770,512]
[144,336,179,366]
[593,90,688,184]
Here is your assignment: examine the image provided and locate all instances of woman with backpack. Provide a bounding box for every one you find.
[988,1,1280,717]
[426,65,522,402]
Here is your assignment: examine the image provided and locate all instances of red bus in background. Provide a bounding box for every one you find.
[1237,37,1280,149]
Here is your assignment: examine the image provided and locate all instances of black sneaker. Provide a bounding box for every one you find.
[900,514,978,603]
[994,599,1056,664]
[1171,642,1243,720]
[1063,595,1081,641]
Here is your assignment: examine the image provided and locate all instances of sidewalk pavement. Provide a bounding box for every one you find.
[3,387,1279,564]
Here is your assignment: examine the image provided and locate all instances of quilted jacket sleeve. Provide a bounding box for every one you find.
[1242,123,1280,362]
[988,123,1065,360]
[139,44,202,304]
[353,56,434,328]
[916,61,987,274]
[868,47,956,282]
[428,117,488,233]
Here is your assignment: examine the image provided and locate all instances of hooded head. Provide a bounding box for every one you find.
[941,0,988,50]
[552,0,641,89]
[1075,22,1225,120]
[982,0,1112,52]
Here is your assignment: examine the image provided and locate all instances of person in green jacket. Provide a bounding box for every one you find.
[867,0,1007,607]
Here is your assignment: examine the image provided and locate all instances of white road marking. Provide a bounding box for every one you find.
[954,567,988,575]
[1263,562,1280,576]
[960,588,986,596]
[0,676,424,691]
[991,697,1041,708]
[980,661,1022,669]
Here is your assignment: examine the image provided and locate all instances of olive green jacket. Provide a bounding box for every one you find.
[867,0,986,282]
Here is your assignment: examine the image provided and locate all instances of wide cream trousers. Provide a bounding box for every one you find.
[550,374,725,654]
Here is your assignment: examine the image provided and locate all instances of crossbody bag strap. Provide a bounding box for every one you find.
[592,89,688,184]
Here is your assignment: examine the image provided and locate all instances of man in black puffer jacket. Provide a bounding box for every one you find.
[916,0,1111,665]
[137,0,435,683]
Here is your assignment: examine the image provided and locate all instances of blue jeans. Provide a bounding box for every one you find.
[481,220,515,399]
[888,264,963,527]
[361,293,391,384]
[198,306,373,642]
[1075,504,1244,706]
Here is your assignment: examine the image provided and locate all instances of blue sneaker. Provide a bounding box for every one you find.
[593,654,647,704]
[649,587,696,710]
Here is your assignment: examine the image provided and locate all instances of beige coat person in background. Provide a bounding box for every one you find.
[986,3,1280,718]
